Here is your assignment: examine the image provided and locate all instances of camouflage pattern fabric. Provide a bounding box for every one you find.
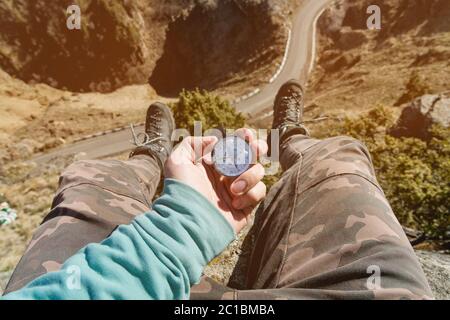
[4,136,433,299]
[192,135,433,299]
[4,155,160,294]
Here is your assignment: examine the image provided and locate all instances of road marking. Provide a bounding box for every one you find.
[308,4,330,75]
[269,26,292,84]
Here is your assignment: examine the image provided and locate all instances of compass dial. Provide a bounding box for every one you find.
[212,136,253,177]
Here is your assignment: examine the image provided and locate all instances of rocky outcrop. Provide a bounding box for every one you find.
[0,0,289,95]
[309,0,450,114]
[416,251,450,300]
[390,92,450,140]
[0,271,12,295]
[0,0,149,93]
[325,0,450,38]
[149,0,287,96]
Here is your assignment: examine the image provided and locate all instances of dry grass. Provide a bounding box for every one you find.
[0,161,61,271]
[0,151,135,272]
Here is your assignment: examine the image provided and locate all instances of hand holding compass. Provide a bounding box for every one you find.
[165,129,267,233]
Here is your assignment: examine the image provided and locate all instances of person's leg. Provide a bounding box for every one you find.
[4,155,160,294]
[239,134,433,299]
[193,79,432,299]
[4,102,176,294]
[193,134,433,300]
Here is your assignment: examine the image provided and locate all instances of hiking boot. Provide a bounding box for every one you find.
[130,102,175,170]
[269,80,309,153]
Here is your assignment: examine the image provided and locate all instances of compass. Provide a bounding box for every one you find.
[212,136,253,177]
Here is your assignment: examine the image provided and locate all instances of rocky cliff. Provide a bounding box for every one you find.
[0,0,290,95]
[308,0,450,117]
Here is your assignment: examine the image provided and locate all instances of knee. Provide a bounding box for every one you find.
[305,136,376,183]
[333,135,367,148]
[58,160,95,188]
[330,136,371,160]
[62,160,93,177]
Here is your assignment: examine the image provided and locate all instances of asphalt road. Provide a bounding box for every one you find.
[235,0,332,116]
[32,0,333,164]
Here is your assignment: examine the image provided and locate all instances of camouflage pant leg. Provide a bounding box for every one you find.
[192,135,433,300]
[4,155,161,294]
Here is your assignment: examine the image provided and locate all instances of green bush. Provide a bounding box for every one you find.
[327,107,449,239]
[170,89,246,135]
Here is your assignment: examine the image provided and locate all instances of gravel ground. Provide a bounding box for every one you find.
[0,271,12,295]
[415,250,450,300]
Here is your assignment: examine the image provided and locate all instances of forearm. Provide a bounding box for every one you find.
[3,179,235,300]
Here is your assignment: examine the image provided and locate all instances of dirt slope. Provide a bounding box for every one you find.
[306,0,450,121]
[0,0,290,96]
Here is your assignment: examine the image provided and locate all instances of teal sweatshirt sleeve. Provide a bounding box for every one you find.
[3,179,236,300]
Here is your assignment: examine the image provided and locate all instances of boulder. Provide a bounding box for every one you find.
[415,251,450,300]
[390,92,450,140]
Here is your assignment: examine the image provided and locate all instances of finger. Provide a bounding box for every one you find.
[183,136,218,163]
[169,141,196,166]
[232,181,267,210]
[234,128,267,163]
[230,163,265,195]
[197,136,219,165]
[234,128,256,144]
[250,139,268,161]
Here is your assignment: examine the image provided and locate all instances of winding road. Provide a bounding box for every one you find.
[33,0,333,164]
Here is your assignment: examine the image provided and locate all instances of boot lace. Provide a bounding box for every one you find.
[130,111,168,153]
